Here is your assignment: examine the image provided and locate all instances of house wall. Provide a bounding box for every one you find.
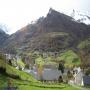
[74,71,84,86]
[35,68,68,81]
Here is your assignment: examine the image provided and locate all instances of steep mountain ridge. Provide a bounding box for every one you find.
[2,8,90,53]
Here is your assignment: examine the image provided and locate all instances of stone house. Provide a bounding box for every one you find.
[73,67,90,86]
[36,64,68,82]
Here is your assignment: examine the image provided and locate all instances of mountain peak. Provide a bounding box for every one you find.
[48,8,57,13]
[48,8,61,16]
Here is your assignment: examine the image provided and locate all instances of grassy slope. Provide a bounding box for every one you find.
[0,59,37,82]
[18,85,79,90]
[0,74,78,90]
[57,50,81,67]
[33,50,81,68]
[0,58,80,90]
[0,74,7,87]
[78,38,90,49]
[0,73,80,90]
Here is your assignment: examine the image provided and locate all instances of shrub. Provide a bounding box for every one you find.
[85,68,90,76]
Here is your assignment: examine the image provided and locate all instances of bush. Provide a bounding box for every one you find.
[85,69,90,76]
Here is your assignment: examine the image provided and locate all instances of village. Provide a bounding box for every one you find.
[4,51,90,88]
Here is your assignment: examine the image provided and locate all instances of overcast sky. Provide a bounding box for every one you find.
[0,0,90,34]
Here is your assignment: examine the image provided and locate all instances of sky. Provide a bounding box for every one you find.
[0,0,90,34]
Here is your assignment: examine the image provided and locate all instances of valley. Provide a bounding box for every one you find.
[0,8,90,90]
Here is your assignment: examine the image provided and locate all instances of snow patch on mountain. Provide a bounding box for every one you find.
[70,10,90,25]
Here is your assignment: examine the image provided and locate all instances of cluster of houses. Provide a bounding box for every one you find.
[34,50,67,57]
[4,53,90,87]
[5,54,25,70]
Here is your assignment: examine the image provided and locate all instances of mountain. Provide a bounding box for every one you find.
[71,10,90,25]
[3,8,90,54]
[0,29,9,50]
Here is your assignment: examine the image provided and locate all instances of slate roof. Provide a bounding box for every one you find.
[83,76,90,86]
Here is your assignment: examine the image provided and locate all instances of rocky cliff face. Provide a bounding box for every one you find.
[0,29,9,49]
